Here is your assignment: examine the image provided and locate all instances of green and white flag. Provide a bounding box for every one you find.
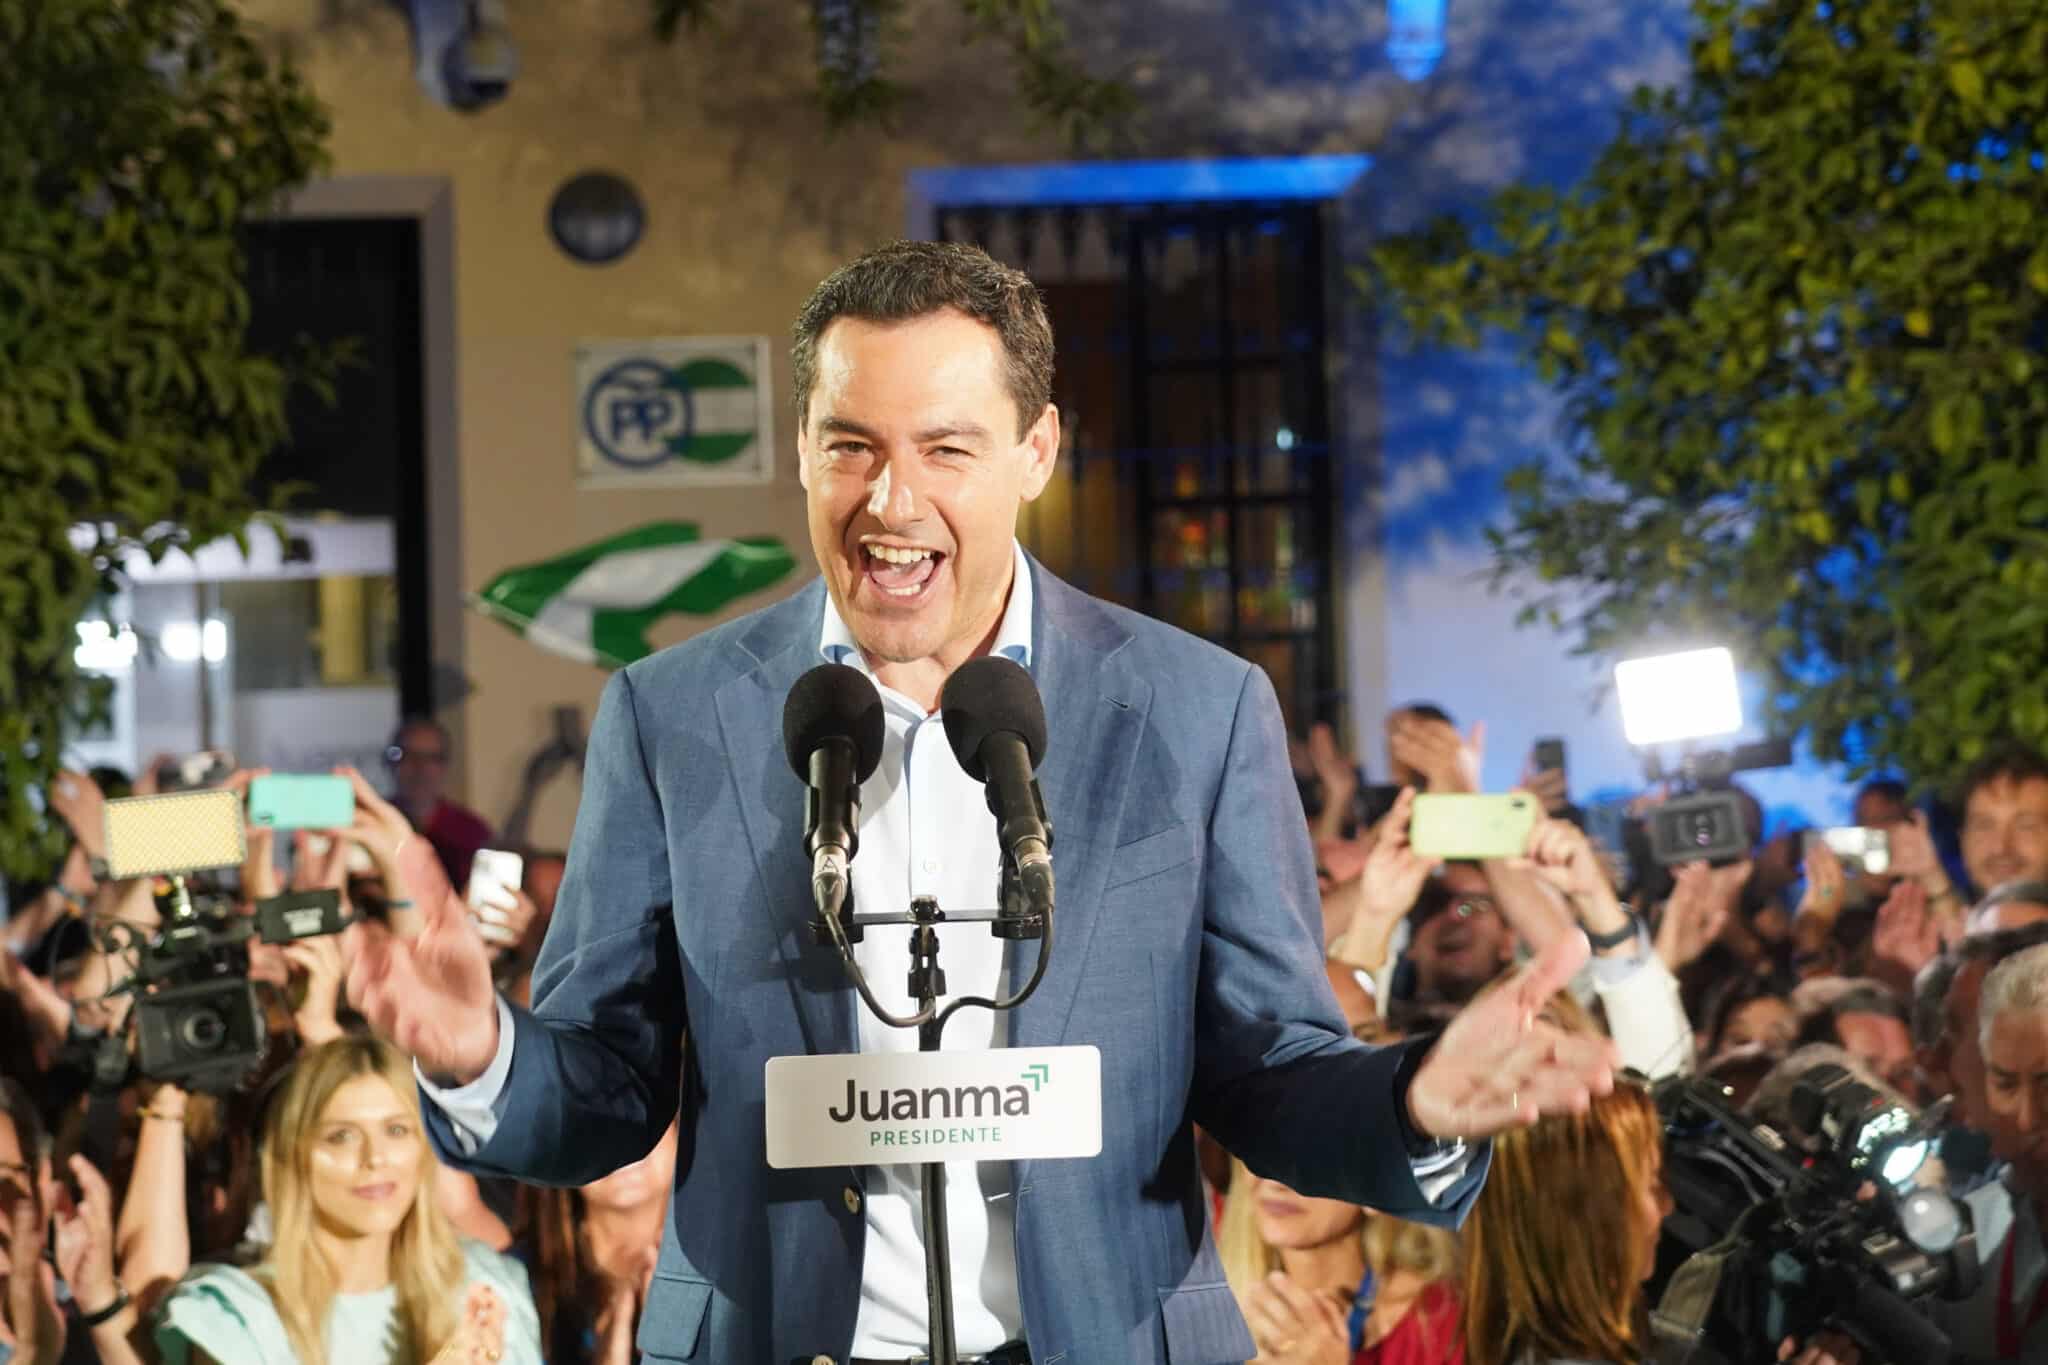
[472,522,797,667]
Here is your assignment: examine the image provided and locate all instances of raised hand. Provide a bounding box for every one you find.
[285,933,350,1047]
[1,1161,65,1365]
[48,769,108,863]
[50,1156,121,1323]
[1242,1270,1350,1365]
[1407,931,1619,1138]
[1794,842,1846,922]
[1886,810,1948,891]
[472,886,539,953]
[1388,715,1484,794]
[333,765,450,936]
[1655,861,1740,973]
[1870,881,1941,983]
[345,877,500,1086]
[1358,788,1434,925]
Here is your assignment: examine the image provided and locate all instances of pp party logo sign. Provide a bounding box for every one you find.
[575,337,774,487]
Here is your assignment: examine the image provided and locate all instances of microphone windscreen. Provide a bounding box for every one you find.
[939,656,1047,781]
[783,663,886,783]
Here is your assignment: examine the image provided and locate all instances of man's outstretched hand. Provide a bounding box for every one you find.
[1405,931,1620,1139]
[345,882,501,1086]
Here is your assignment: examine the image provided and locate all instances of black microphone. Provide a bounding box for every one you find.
[939,656,1053,912]
[783,663,886,917]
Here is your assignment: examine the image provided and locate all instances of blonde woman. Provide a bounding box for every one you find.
[1220,1156,1462,1364]
[154,1037,541,1365]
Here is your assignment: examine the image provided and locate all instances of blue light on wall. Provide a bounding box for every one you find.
[1386,0,1448,82]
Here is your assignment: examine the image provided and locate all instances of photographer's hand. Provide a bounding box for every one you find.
[1329,789,1431,972]
[346,878,499,1086]
[1513,816,1630,951]
[285,933,349,1047]
[334,766,448,938]
[49,768,108,864]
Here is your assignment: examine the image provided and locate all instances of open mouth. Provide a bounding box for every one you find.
[860,543,947,603]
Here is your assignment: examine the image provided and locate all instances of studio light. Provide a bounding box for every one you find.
[1614,646,1743,747]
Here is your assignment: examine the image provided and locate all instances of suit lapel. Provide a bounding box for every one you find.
[1009,562,1148,1050]
[713,580,861,1058]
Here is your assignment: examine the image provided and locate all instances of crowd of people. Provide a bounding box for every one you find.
[3,699,2047,1363]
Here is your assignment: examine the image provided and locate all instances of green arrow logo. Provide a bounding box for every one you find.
[1021,1063,1050,1091]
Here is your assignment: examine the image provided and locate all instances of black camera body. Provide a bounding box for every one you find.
[99,887,352,1095]
[135,979,268,1092]
[1650,1073,1973,1364]
[1648,790,1753,867]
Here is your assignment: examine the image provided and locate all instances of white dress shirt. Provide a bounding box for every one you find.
[422,539,1470,1355]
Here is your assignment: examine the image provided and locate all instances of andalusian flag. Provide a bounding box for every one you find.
[472,522,797,667]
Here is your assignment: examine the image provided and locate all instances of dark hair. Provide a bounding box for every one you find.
[790,240,1055,440]
[1796,984,1909,1050]
[390,715,451,752]
[1854,778,1908,810]
[1703,976,1789,1056]
[0,1074,48,1170]
[1394,701,1455,726]
[1955,744,2048,818]
[1914,955,1961,1050]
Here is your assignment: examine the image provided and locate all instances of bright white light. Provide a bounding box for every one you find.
[1882,1139,1930,1189]
[161,622,201,662]
[159,618,227,664]
[1275,426,1296,451]
[73,621,138,671]
[1614,647,1744,746]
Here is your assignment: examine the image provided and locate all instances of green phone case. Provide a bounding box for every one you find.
[1409,793,1539,860]
[246,774,356,830]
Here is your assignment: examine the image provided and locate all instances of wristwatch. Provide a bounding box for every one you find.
[1583,913,1640,952]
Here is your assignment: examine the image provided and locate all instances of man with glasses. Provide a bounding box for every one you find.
[385,717,495,891]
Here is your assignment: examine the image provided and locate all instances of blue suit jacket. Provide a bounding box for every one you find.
[426,558,1484,1364]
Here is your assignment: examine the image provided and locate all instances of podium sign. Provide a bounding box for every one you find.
[765,1045,1103,1169]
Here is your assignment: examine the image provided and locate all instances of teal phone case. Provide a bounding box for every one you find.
[246,774,356,830]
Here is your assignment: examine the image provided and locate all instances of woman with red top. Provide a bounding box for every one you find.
[1219,1155,1462,1365]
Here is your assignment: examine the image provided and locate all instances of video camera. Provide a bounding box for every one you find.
[1649,1069,1974,1364]
[91,790,354,1095]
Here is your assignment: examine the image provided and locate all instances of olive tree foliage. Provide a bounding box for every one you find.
[1369,0,2048,785]
[0,0,331,881]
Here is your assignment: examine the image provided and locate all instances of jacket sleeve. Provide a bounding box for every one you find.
[1184,664,1485,1227]
[423,666,684,1184]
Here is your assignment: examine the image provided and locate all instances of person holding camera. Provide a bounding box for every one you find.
[153,1037,539,1365]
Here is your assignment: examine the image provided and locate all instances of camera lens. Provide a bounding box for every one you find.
[180,1009,227,1053]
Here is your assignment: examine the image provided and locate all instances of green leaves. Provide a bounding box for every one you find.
[1369,0,2048,787]
[0,0,330,881]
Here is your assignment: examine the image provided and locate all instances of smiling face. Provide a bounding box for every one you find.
[306,1073,427,1242]
[798,310,1058,698]
[1962,776,2048,893]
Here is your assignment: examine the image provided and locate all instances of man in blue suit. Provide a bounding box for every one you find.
[349,241,1616,1364]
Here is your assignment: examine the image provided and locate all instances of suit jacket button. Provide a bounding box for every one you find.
[841,1185,862,1215]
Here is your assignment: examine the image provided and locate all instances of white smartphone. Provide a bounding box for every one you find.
[466,849,525,946]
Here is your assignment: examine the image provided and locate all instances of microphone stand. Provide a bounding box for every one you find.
[812,851,1053,1365]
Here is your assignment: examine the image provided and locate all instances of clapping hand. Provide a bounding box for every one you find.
[428,1283,506,1365]
[1794,843,1846,922]
[1387,715,1484,794]
[1243,1270,1350,1365]
[1406,931,1619,1138]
